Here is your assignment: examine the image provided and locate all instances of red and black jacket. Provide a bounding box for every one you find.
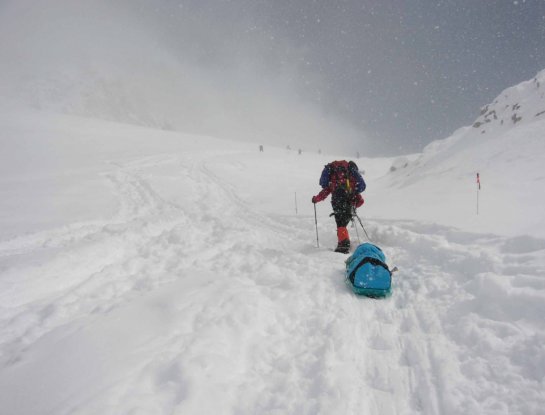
[313,160,365,206]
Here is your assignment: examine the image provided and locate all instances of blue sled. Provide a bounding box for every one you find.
[345,243,392,298]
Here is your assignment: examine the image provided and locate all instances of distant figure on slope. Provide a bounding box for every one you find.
[312,160,365,253]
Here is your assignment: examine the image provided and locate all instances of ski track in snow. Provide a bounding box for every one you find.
[1,149,545,415]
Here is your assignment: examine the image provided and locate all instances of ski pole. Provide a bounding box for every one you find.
[353,212,371,242]
[314,203,320,248]
[351,217,361,244]
[476,172,481,215]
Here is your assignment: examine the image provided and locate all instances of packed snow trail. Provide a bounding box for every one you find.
[1,117,544,414]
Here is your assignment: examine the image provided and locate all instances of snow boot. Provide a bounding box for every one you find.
[335,227,350,253]
[335,239,351,254]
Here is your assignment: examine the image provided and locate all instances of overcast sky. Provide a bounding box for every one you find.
[2,0,544,155]
[158,0,545,154]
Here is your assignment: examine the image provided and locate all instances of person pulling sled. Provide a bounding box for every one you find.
[312,160,365,253]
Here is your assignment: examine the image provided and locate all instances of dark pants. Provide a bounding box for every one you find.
[331,188,353,228]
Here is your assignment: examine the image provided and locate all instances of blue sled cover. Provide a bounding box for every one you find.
[345,243,392,298]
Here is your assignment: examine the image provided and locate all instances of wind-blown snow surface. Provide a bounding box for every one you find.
[372,69,545,239]
[1,109,545,415]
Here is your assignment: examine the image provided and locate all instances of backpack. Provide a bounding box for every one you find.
[319,160,365,193]
[345,243,392,298]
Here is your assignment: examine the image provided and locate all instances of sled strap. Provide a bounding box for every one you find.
[348,257,391,284]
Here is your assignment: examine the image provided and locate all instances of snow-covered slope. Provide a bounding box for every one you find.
[472,69,545,136]
[370,70,545,238]
[1,106,544,414]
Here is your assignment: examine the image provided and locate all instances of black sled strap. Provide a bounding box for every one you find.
[348,257,391,284]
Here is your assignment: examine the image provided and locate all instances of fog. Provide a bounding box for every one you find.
[1,1,544,156]
[0,0,366,155]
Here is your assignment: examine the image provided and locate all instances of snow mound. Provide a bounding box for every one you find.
[472,69,545,136]
[387,69,545,179]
